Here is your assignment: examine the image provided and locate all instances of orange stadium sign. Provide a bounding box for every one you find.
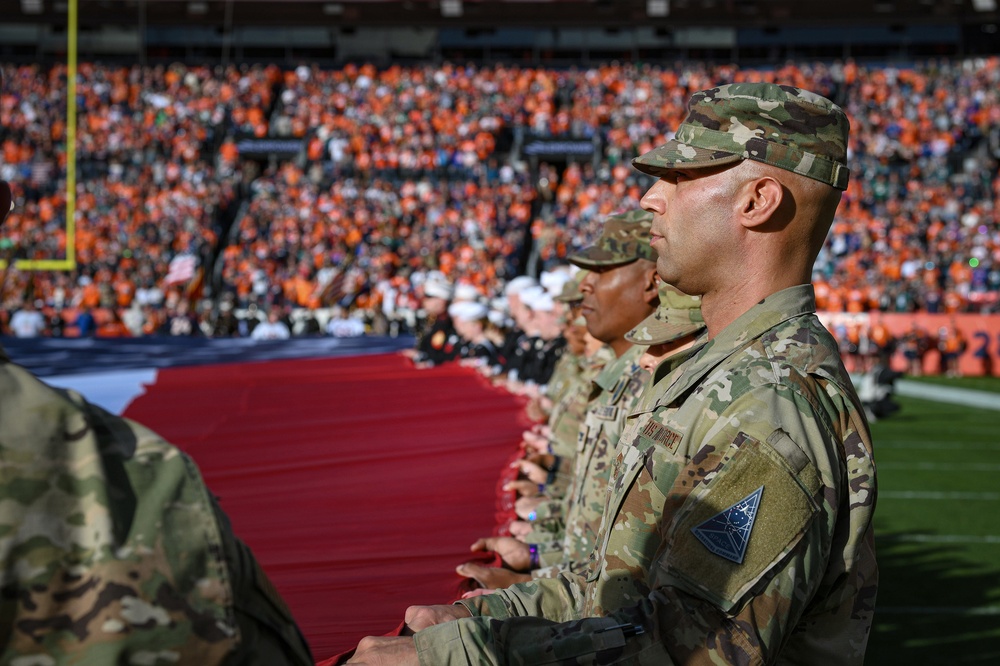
[818,312,1000,377]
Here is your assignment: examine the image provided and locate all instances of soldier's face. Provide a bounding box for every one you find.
[638,342,673,373]
[579,261,652,346]
[423,296,447,316]
[564,322,587,355]
[642,165,736,296]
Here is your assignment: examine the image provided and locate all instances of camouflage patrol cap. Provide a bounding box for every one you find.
[626,282,705,345]
[633,82,851,190]
[567,209,656,269]
[554,269,589,303]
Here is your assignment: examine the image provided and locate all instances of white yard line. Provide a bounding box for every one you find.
[880,491,1000,501]
[878,462,1000,472]
[876,440,1000,450]
[897,380,1000,411]
[880,534,1000,544]
[878,606,1000,616]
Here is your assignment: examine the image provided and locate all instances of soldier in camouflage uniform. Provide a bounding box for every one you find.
[536,270,591,411]
[529,285,705,582]
[460,212,664,589]
[0,180,312,663]
[349,83,877,666]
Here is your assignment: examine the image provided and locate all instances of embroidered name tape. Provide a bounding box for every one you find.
[592,405,619,421]
[691,485,764,564]
[640,420,682,451]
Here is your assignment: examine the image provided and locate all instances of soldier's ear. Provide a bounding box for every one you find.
[641,262,659,307]
[738,175,784,230]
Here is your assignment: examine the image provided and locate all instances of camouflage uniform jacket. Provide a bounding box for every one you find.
[545,351,584,411]
[529,349,612,524]
[414,285,878,665]
[533,345,648,576]
[0,355,312,665]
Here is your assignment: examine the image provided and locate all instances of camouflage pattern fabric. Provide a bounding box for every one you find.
[0,355,312,665]
[625,285,704,346]
[546,347,613,461]
[523,346,616,541]
[566,210,656,269]
[533,344,648,581]
[545,350,584,409]
[554,270,589,304]
[416,285,877,665]
[632,82,851,190]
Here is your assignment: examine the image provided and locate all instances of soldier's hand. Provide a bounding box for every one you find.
[521,430,550,454]
[460,588,495,599]
[532,423,553,438]
[508,520,534,539]
[346,636,418,665]
[403,604,472,632]
[470,536,531,571]
[503,479,541,497]
[512,459,547,484]
[524,397,547,423]
[515,496,546,520]
[526,452,556,469]
[456,561,533,590]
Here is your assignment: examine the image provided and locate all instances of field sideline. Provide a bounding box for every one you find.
[866,386,1000,665]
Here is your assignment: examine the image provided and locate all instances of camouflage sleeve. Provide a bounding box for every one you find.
[413,380,874,664]
[414,573,591,664]
[455,572,588,622]
[414,615,632,666]
[418,481,834,664]
[0,364,312,665]
[529,497,564,521]
[525,516,565,541]
[545,464,574,499]
[534,543,564,569]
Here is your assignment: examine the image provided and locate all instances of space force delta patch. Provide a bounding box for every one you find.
[690,485,764,564]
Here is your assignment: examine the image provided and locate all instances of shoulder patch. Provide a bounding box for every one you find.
[660,431,822,613]
[690,486,763,564]
[592,405,619,421]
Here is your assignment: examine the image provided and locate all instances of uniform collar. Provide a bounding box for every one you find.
[654,284,817,408]
[594,343,645,393]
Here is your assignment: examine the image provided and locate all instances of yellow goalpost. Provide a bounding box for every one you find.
[1,0,77,271]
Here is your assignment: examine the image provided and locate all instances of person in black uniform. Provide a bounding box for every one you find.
[494,276,538,375]
[405,271,461,366]
[515,287,566,387]
[450,301,501,368]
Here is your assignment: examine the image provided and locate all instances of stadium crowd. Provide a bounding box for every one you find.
[1,58,999,340]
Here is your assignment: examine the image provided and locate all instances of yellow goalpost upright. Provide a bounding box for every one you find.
[1,0,77,271]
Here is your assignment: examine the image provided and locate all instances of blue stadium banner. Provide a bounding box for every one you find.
[235,137,304,158]
[522,134,598,159]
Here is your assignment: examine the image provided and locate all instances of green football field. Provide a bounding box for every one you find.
[866,388,1000,665]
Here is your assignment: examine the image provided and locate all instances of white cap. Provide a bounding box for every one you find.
[504,275,538,296]
[540,268,572,297]
[522,288,555,312]
[424,275,454,300]
[454,283,481,302]
[518,285,545,305]
[448,301,488,322]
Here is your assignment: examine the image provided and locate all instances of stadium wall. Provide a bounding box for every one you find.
[818,312,1000,377]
